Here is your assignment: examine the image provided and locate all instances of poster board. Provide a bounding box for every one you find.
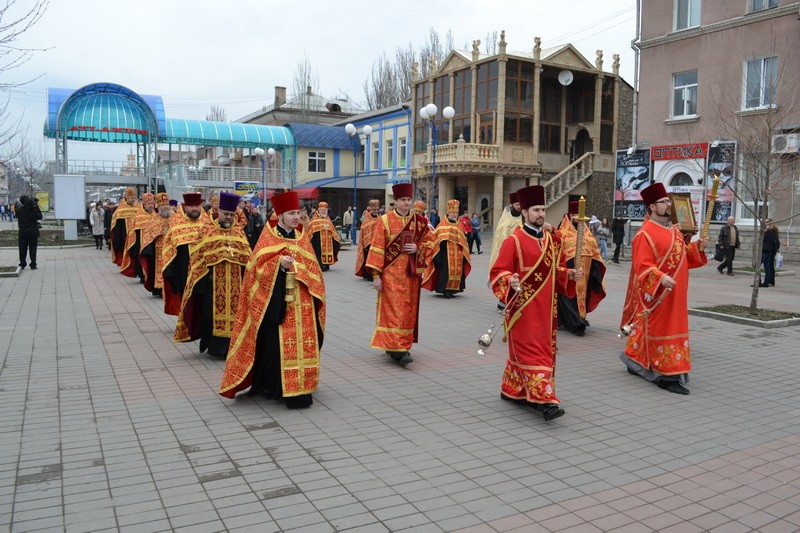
[54,174,86,219]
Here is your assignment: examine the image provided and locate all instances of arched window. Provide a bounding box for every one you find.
[669,172,693,186]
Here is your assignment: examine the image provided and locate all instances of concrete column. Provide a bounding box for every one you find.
[467,176,478,215]
[532,62,542,159]
[612,76,620,153]
[448,74,455,144]
[470,65,478,143]
[496,59,507,147]
[594,75,604,149]
[492,175,504,227]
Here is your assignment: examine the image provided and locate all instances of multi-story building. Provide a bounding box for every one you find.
[411,31,633,226]
[636,0,800,259]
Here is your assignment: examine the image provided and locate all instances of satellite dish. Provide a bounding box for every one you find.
[558,70,574,86]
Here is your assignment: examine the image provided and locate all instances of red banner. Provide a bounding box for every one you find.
[651,143,708,160]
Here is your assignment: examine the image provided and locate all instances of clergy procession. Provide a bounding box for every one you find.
[105,180,707,420]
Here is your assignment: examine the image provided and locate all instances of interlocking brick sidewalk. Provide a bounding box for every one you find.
[0,236,798,532]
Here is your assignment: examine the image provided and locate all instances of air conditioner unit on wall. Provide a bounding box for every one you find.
[771,133,800,154]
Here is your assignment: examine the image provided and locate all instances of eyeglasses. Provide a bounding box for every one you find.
[655,199,673,205]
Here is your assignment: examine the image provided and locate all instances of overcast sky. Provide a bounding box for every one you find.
[5,0,638,162]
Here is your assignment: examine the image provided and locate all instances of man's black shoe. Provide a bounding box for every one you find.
[398,352,413,365]
[387,351,404,361]
[717,268,724,274]
[726,273,734,276]
[657,381,690,395]
[541,405,566,421]
[627,367,637,376]
[30,265,37,270]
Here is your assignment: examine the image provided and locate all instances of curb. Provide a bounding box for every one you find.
[689,308,800,329]
[0,266,21,278]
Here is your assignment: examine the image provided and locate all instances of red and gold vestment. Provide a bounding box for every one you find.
[422,218,472,293]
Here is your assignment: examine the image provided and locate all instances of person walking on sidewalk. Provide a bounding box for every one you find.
[620,183,708,395]
[489,185,579,422]
[760,219,781,288]
[89,202,105,249]
[470,212,483,254]
[611,215,625,263]
[716,216,740,276]
[16,195,42,270]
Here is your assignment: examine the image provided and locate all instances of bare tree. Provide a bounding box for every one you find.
[362,28,456,110]
[0,0,49,147]
[483,31,498,55]
[292,53,320,123]
[701,38,799,311]
[4,131,49,202]
[205,105,227,122]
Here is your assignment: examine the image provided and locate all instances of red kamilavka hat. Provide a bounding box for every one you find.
[183,193,203,206]
[640,182,668,206]
[392,182,413,199]
[568,200,580,215]
[272,191,300,215]
[509,192,518,204]
[516,185,545,210]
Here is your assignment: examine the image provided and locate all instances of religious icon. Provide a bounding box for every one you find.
[669,193,697,234]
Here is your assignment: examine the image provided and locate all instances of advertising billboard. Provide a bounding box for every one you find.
[614,149,650,219]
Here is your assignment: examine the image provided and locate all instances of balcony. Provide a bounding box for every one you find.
[415,136,539,179]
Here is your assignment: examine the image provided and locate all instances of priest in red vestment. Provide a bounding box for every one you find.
[162,193,207,316]
[175,192,251,358]
[366,183,435,366]
[489,185,579,422]
[620,182,708,395]
[355,199,381,281]
[422,199,471,299]
[557,200,607,336]
[110,187,139,266]
[139,193,175,297]
[120,192,155,281]
[219,190,325,408]
[307,201,341,271]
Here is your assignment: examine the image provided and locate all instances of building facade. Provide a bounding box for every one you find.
[636,0,800,259]
[411,31,633,227]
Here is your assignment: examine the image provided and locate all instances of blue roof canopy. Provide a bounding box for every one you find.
[44,83,294,150]
[162,119,293,149]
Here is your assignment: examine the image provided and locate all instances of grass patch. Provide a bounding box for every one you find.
[0,266,17,273]
[0,229,93,247]
[695,304,799,321]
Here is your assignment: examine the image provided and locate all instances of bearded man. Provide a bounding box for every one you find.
[307,201,341,271]
[110,187,139,266]
[120,192,156,281]
[139,193,174,297]
[162,193,207,316]
[175,192,251,358]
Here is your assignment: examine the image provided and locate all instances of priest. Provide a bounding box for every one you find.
[422,199,471,299]
[307,201,341,271]
[162,192,207,316]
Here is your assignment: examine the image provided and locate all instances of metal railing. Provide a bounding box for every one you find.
[540,152,596,206]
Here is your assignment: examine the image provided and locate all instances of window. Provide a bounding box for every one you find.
[669,172,694,187]
[675,0,701,30]
[308,151,326,173]
[751,0,778,11]
[398,137,407,167]
[744,56,777,109]
[372,142,379,169]
[672,70,698,117]
[386,139,394,169]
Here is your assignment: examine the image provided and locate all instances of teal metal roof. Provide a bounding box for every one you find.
[44,83,294,149]
[45,83,164,143]
[162,119,293,148]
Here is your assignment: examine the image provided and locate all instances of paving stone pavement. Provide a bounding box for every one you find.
[0,233,799,532]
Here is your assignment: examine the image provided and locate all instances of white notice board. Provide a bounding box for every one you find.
[54,175,86,219]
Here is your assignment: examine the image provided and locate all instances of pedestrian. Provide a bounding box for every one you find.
[307,201,341,271]
[759,219,780,288]
[489,185,580,422]
[9,201,15,222]
[175,192,250,359]
[366,182,435,365]
[0,204,7,221]
[342,205,354,243]
[89,202,105,249]
[596,216,611,261]
[557,201,606,337]
[428,209,440,228]
[103,201,114,250]
[219,190,325,408]
[470,212,483,254]
[588,215,601,236]
[245,203,265,250]
[422,199,471,299]
[16,195,42,270]
[620,182,708,395]
[611,215,625,263]
[716,215,740,276]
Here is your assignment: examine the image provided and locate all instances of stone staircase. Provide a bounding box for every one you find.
[541,152,596,206]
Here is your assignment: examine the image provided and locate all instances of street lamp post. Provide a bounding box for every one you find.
[253,147,275,216]
[419,103,454,211]
[345,123,372,244]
